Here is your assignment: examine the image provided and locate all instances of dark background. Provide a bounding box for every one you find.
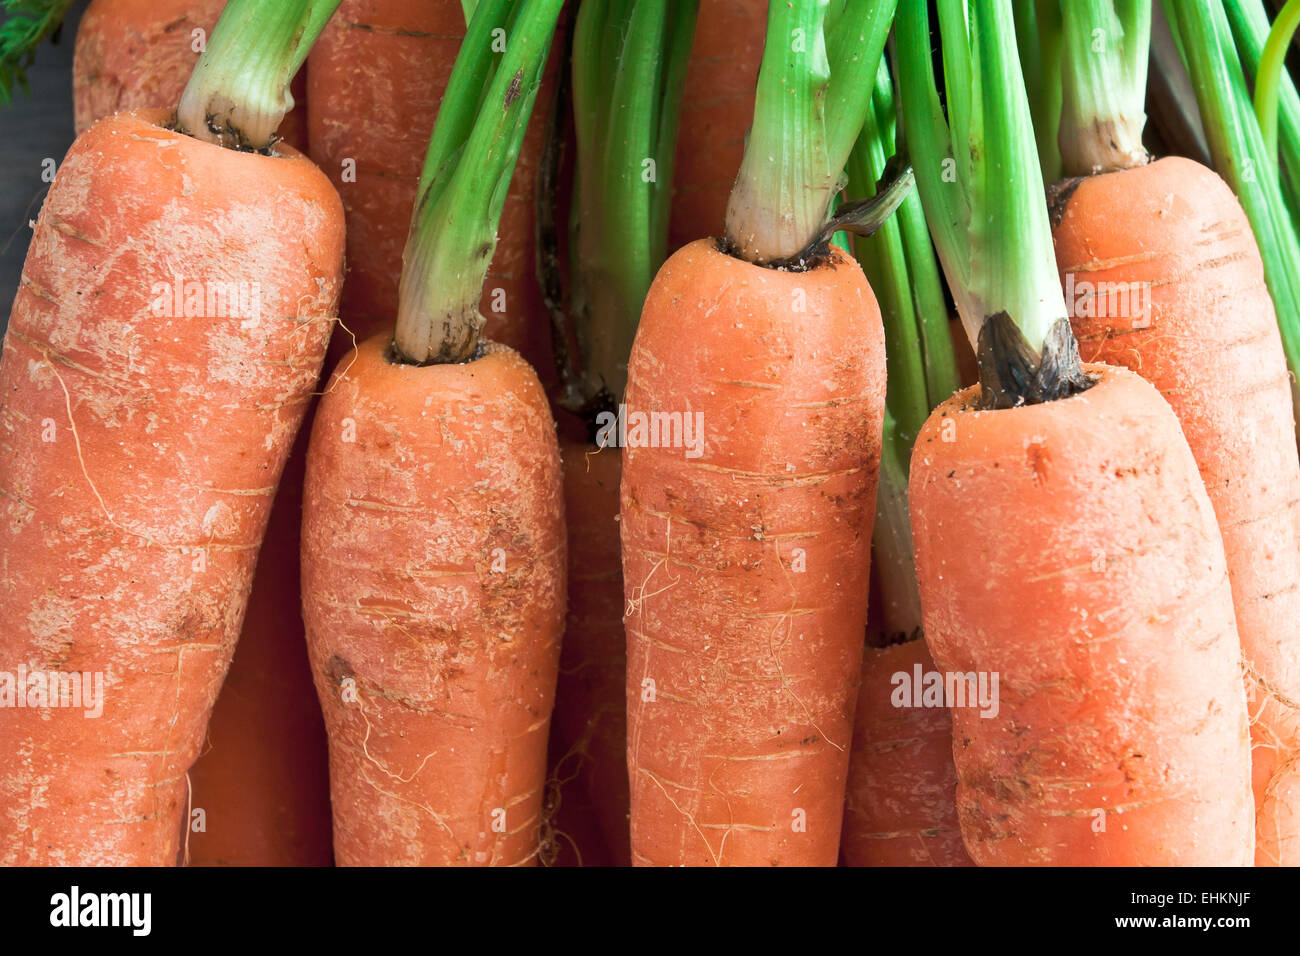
[0,1,87,332]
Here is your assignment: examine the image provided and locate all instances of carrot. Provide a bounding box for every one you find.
[0,0,345,865]
[667,0,764,250]
[896,0,1254,865]
[300,0,566,866]
[305,0,556,373]
[1052,0,1300,867]
[73,0,309,150]
[70,0,330,868]
[620,1,901,866]
[841,639,971,866]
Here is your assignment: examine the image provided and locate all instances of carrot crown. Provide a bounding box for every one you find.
[175,0,341,151]
[723,0,897,266]
[393,0,564,365]
[560,0,698,411]
[896,0,1090,409]
[1056,0,1151,176]
[1167,0,1300,382]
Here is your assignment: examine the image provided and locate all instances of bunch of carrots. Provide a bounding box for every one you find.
[2,0,1299,869]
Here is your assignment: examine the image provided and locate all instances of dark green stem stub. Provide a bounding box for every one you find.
[976,314,1095,410]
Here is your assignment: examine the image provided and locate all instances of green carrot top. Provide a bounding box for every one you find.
[560,0,697,411]
[1057,0,1151,176]
[176,0,342,150]
[0,0,73,102]
[723,0,897,266]
[896,0,1091,409]
[393,0,564,365]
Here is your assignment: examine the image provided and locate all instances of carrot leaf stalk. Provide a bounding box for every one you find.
[1221,0,1300,226]
[1015,0,1065,184]
[393,0,563,365]
[1057,0,1151,176]
[847,61,959,642]
[176,0,341,150]
[897,0,1090,409]
[1165,0,1300,381]
[567,0,698,409]
[0,0,72,101]
[724,0,897,266]
[1252,0,1300,158]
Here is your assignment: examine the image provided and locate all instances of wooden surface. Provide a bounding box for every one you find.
[0,2,86,332]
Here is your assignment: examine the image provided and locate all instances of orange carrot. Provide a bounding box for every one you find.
[622,241,885,866]
[840,638,972,867]
[546,434,629,865]
[184,418,333,867]
[301,336,564,866]
[1054,157,1300,869]
[300,0,566,866]
[620,0,897,867]
[897,0,1255,866]
[1049,1,1300,866]
[910,369,1255,865]
[74,0,309,150]
[0,100,342,864]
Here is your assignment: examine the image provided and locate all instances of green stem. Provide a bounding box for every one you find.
[873,410,924,643]
[176,0,341,150]
[569,0,697,407]
[1057,0,1152,176]
[1223,0,1300,226]
[724,0,895,264]
[896,0,1076,406]
[1166,0,1300,382]
[394,0,564,364]
[1253,0,1300,157]
[849,63,959,642]
[1015,0,1065,183]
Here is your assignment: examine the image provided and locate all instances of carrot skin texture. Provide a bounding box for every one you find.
[547,438,630,865]
[621,240,886,867]
[1053,157,1300,867]
[301,335,566,867]
[911,366,1255,866]
[73,0,309,151]
[0,111,343,866]
[306,0,555,372]
[840,638,972,866]
[668,0,764,251]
